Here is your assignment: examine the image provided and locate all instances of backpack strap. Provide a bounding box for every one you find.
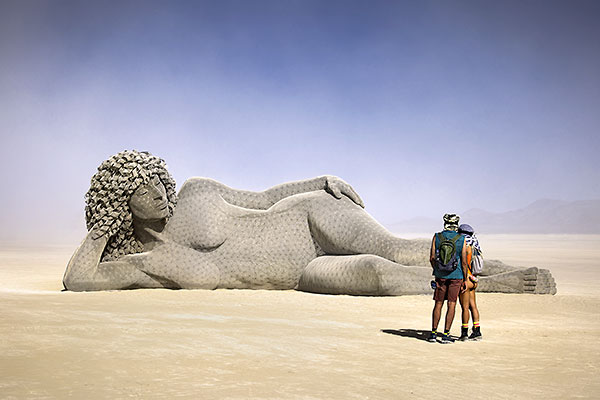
[450,232,461,245]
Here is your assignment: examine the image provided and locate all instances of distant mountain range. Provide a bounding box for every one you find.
[387,199,600,234]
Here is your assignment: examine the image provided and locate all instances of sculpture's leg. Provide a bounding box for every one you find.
[479,259,522,275]
[477,267,557,294]
[297,255,432,296]
[302,192,557,295]
[305,193,429,265]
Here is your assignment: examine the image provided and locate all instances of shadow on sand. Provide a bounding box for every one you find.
[381,329,432,342]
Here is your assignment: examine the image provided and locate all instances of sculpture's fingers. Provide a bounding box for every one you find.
[324,177,339,198]
[327,182,343,199]
[346,186,365,208]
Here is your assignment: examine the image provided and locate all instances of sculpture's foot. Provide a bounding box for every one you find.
[533,268,557,294]
[478,267,557,295]
[297,255,431,296]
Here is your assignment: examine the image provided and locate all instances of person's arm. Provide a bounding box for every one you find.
[180,176,364,210]
[461,243,469,292]
[429,235,436,269]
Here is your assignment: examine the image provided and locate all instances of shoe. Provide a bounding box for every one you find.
[427,332,437,343]
[440,333,455,344]
[459,327,469,341]
[468,328,482,341]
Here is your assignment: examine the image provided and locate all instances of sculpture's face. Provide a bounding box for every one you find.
[129,175,169,220]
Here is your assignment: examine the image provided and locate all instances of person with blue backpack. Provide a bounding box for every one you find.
[458,223,483,341]
[428,213,469,344]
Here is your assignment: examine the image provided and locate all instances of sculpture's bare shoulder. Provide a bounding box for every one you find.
[164,177,229,249]
[178,177,224,198]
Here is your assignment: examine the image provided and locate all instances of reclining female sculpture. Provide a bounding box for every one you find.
[63,150,556,295]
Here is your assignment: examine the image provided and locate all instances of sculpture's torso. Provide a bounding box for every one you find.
[144,179,319,289]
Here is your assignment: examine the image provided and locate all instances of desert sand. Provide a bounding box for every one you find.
[1,234,599,399]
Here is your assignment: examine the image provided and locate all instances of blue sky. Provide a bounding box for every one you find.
[1,0,599,242]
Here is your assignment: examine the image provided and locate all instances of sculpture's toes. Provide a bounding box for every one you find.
[522,267,539,294]
[522,267,557,295]
[534,268,557,295]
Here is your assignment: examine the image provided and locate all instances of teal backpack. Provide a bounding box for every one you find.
[435,232,461,272]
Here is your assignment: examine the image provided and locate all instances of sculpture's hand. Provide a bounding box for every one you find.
[325,176,365,208]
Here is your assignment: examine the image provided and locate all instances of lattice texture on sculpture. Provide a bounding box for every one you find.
[84,150,177,261]
[64,150,557,296]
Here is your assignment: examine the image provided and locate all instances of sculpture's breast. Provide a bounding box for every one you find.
[164,183,227,251]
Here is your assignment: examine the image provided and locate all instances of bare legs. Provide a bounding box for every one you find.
[432,301,443,330]
[470,291,480,322]
[459,281,480,328]
[432,300,457,332]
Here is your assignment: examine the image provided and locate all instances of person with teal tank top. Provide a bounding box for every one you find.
[428,213,469,344]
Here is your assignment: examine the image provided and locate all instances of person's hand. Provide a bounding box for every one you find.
[460,280,468,294]
[325,176,365,208]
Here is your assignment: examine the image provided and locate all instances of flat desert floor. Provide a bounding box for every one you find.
[1,234,599,399]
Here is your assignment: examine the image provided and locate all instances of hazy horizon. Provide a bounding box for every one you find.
[1,0,599,243]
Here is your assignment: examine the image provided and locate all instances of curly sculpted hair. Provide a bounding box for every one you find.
[85,150,178,261]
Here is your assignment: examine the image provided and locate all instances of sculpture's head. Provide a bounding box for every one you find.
[85,150,178,261]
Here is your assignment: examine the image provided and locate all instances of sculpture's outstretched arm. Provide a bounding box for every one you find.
[62,228,161,291]
[265,175,364,208]
[180,176,363,210]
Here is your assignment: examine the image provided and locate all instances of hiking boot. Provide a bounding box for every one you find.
[440,333,455,344]
[459,327,469,341]
[427,332,437,343]
[468,327,482,341]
